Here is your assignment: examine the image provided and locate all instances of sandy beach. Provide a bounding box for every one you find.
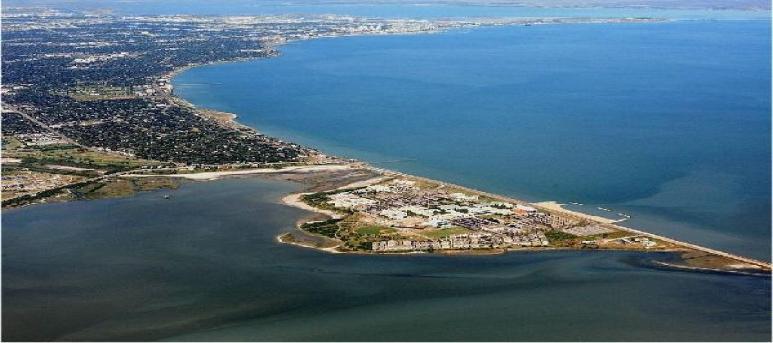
[275,233,343,254]
[281,192,343,219]
[531,201,622,224]
[122,164,353,181]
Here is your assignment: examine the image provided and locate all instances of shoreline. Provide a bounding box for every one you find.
[652,261,771,277]
[532,201,623,224]
[276,233,343,254]
[12,16,765,273]
[117,162,771,272]
[261,163,770,271]
[122,164,354,181]
[156,29,771,272]
[281,192,343,220]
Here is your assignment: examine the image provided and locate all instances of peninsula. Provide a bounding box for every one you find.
[1,9,768,276]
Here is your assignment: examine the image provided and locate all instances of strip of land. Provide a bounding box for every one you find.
[1,11,767,276]
[121,164,354,180]
[266,164,770,274]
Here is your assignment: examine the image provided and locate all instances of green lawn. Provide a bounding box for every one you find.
[6,145,157,170]
[356,225,395,236]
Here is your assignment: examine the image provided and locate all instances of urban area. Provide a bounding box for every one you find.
[2,8,655,207]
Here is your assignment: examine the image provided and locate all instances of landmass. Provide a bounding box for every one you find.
[262,164,769,274]
[0,9,660,206]
[1,9,768,275]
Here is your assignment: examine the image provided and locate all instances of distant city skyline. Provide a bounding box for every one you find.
[3,0,770,11]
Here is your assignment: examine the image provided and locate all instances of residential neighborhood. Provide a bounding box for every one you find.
[298,176,661,253]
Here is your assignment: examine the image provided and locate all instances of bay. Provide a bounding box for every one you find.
[2,178,770,341]
[174,20,772,261]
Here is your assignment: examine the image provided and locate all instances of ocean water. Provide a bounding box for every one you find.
[2,178,770,341]
[3,6,770,341]
[174,20,771,261]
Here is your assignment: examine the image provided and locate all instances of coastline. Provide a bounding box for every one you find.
[281,192,343,219]
[532,201,623,224]
[156,28,771,273]
[652,261,772,277]
[276,233,343,254]
[122,164,353,181]
[271,164,770,270]
[10,16,764,273]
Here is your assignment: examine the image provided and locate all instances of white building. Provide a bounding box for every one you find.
[379,209,407,220]
[327,192,376,210]
[450,192,479,202]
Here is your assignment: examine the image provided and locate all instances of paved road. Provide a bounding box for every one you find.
[2,103,86,148]
[1,167,150,205]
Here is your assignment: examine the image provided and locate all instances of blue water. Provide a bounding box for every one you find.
[3,178,770,341]
[174,20,771,261]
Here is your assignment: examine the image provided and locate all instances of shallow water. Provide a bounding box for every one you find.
[174,20,771,261]
[2,178,770,341]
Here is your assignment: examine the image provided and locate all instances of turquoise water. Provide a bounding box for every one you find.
[174,20,771,261]
[2,179,770,341]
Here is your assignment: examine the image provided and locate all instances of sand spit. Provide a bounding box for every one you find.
[281,192,343,219]
[276,233,343,254]
[122,164,353,181]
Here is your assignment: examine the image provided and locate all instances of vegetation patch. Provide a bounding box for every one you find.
[301,192,336,211]
[73,177,180,200]
[356,225,395,236]
[132,177,180,191]
[301,189,366,214]
[545,230,578,246]
[422,227,471,239]
[591,230,630,240]
[300,219,342,238]
[2,137,25,150]
[6,145,157,172]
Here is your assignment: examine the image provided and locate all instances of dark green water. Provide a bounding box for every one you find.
[2,179,770,341]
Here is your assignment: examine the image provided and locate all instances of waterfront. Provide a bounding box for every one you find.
[174,19,772,261]
[2,3,771,341]
[2,178,770,341]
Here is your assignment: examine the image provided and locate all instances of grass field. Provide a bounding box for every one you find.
[356,225,396,236]
[422,227,471,239]
[75,177,180,200]
[1,137,25,150]
[4,145,157,170]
